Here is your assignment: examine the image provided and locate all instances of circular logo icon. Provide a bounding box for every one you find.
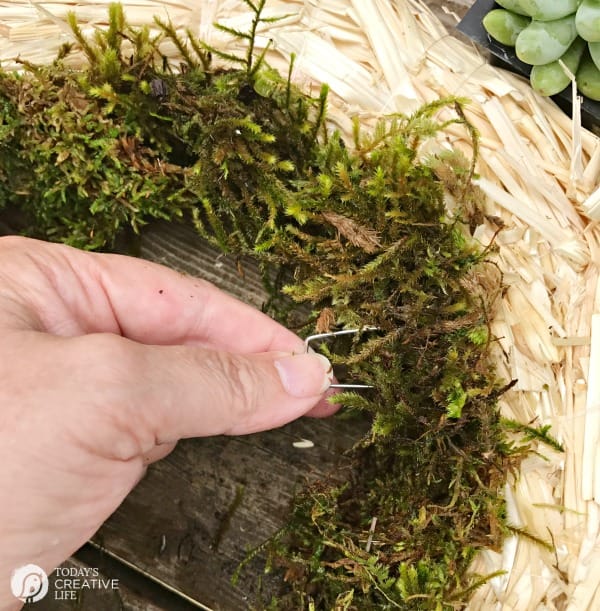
[10,564,49,603]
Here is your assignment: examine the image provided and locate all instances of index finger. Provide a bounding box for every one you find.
[93,250,306,354]
[0,237,305,354]
[1,237,335,417]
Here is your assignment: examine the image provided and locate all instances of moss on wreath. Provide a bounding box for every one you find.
[0,2,325,250]
[0,2,561,608]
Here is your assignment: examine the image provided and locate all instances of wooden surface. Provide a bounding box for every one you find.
[26,2,474,610]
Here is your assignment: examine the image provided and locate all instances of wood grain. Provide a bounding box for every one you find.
[93,406,367,609]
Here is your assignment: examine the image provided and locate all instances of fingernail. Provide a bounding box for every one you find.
[274,353,333,398]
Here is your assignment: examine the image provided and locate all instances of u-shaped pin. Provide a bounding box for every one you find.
[304,327,378,389]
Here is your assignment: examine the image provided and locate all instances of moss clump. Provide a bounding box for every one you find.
[0,2,325,250]
[237,113,523,609]
[0,2,551,609]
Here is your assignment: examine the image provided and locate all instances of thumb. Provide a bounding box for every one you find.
[135,343,335,442]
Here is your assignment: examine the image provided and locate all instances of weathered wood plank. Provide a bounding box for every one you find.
[94,418,367,609]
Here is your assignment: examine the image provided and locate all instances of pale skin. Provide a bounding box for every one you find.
[0,236,337,610]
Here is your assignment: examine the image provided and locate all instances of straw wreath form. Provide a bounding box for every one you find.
[1,1,600,609]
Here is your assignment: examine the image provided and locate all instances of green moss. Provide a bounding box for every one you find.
[0,3,559,609]
[0,2,323,250]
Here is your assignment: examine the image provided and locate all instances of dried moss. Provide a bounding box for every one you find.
[0,3,559,609]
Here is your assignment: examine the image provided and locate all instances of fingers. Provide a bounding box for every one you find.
[141,346,334,440]
[62,334,335,454]
[0,239,341,452]
[0,236,305,354]
[142,442,177,465]
[5,330,337,464]
[93,250,305,353]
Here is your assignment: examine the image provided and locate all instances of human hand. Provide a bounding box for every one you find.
[0,236,336,610]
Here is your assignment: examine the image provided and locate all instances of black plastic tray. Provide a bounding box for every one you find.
[457,0,600,133]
